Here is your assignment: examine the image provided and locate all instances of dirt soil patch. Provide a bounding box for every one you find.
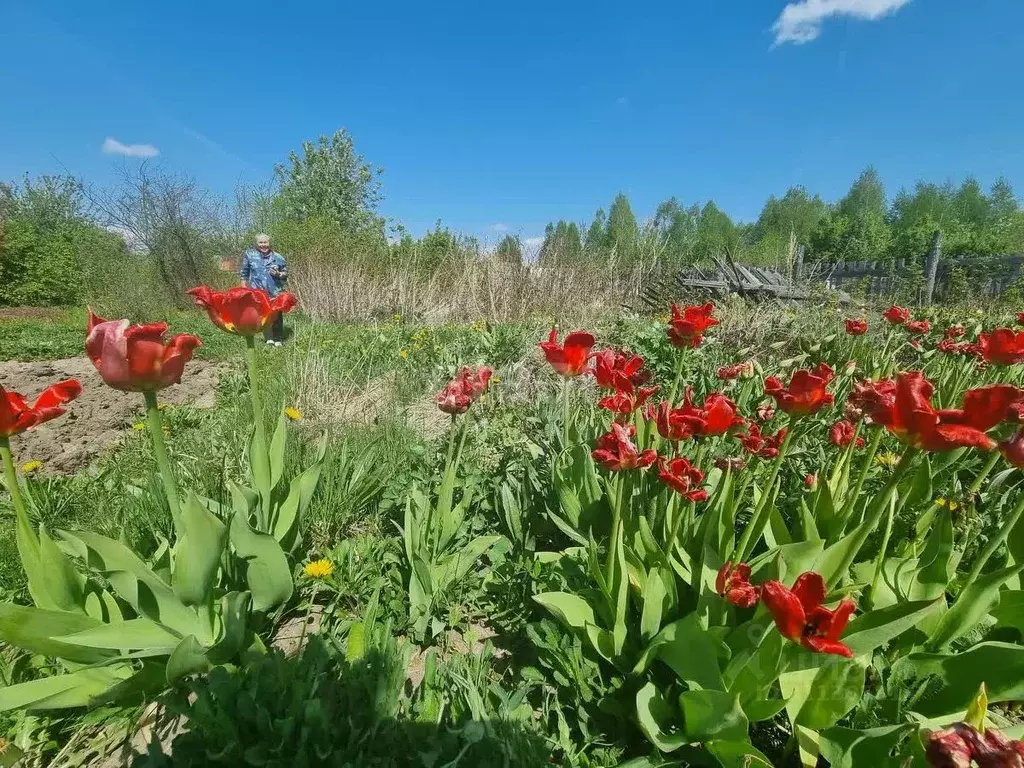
[0,357,223,474]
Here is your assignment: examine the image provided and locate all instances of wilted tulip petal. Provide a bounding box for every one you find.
[86,309,201,392]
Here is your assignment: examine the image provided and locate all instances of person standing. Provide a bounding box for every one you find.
[241,234,289,346]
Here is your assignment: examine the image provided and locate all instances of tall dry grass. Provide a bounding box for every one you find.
[289,255,652,325]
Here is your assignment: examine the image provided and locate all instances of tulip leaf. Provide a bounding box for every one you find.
[679,689,748,743]
[990,589,1024,633]
[209,591,252,664]
[38,524,85,614]
[910,507,954,601]
[533,592,598,633]
[704,740,774,767]
[894,642,1024,716]
[842,599,942,657]
[782,656,866,731]
[56,618,182,654]
[0,602,115,665]
[57,530,202,639]
[269,410,288,490]
[173,494,228,608]
[635,682,687,753]
[652,613,725,691]
[229,512,293,613]
[0,666,133,712]
[818,725,913,768]
[926,563,1024,650]
[165,634,211,683]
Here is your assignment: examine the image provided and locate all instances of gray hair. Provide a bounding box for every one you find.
[255,233,270,242]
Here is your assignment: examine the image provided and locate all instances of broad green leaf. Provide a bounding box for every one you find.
[642,613,724,691]
[229,512,293,612]
[679,689,748,743]
[926,564,1024,650]
[0,666,132,712]
[533,592,598,632]
[791,657,867,730]
[58,530,201,638]
[895,642,1024,716]
[635,682,687,753]
[910,507,954,601]
[991,589,1024,633]
[818,725,912,768]
[0,603,114,664]
[38,525,85,613]
[269,410,288,489]
[166,635,211,683]
[56,618,182,654]
[842,599,941,657]
[347,622,366,661]
[208,591,251,664]
[228,480,257,518]
[173,494,228,607]
[434,535,502,593]
[640,566,670,641]
[705,740,774,767]
[272,482,301,548]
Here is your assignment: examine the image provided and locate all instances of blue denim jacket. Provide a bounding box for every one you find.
[240,248,288,297]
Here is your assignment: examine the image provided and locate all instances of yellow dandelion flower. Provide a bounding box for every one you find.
[157,404,168,411]
[303,558,334,580]
[392,312,402,323]
[491,376,501,384]
[875,451,900,468]
[935,497,960,511]
[132,422,146,431]
[21,460,42,474]
[285,406,302,421]
[399,349,409,360]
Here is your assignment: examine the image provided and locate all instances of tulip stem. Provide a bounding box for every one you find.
[605,476,624,593]
[668,353,685,406]
[965,472,1024,587]
[561,377,571,449]
[838,427,884,531]
[827,445,917,588]
[734,424,793,562]
[244,336,271,516]
[867,492,897,606]
[144,391,182,532]
[968,450,1002,498]
[0,438,39,564]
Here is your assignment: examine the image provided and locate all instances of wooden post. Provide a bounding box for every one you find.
[792,244,805,281]
[924,229,942,305]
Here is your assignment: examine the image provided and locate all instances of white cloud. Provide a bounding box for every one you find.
[522,236,544,251]
[616,96,630,107]
[490,222,509,233]
[104,225,147,254]
[772,0,911,45]
[102,137,160,158]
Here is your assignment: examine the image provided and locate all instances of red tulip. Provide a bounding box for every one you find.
[716,361,753,381]
[859,371,1024,452]
[979,328,1024,366]
[715,562,759,608]
[86,309,201,392]
[736,423,787,460]
[924,725,974,768]
[844,319,868,336]
[0,380,82,438]
[829,419,865,448]
[763,363,835,417]
[944,324,965,339]
[539,329,595,376]
[457,365,492,400]
[906,319,931,335]
[592,349,649,390]
[1018,313,1024,326]
[1000,429,1024,468]
[674,388,745,437]
[598,383,659,417]
[883,305,911,325]
[657,456,707,502]
[804,473,817,489]
[187,286,297,336]
[648,401,692,441]
[592,423,657,472]
[667,303,718,349]
[434,379,473,415]
[760,572,855,657]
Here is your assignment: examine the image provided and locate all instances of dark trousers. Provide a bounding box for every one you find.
[264,314,285,343]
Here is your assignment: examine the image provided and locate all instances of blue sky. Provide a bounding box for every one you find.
[2,0,1023,249]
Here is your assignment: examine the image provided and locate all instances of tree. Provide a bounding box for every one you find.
[584,208,607,256]
[811,168,891,262]
[605,193,638,258]
[539,221,583,266]
[653,197,699,264]
[273,128,384,235]
[494,234,523,265]
[693,201,739,262]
